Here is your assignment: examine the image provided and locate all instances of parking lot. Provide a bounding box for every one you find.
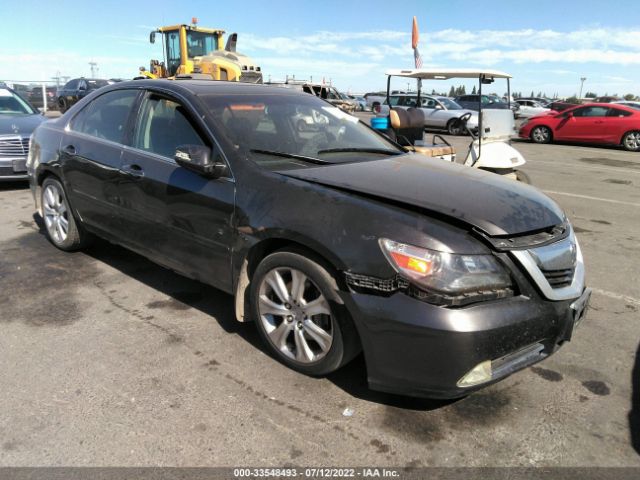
[0,114,639,467]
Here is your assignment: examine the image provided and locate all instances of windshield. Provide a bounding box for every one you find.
[437,97,462,110]
[87,80,109,90]
[202,93,403,170]
[0,89,37,115]
[187,30,219,57]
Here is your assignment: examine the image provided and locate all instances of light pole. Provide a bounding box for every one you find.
[579,77,587,100]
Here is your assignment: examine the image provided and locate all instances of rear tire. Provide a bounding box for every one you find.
[530,125,552,144]
[41,177,91,251]
[250,250,359,376]
[622,131,640,152]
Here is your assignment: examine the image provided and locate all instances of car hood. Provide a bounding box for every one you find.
[0,114,46,136]
[279,154,564,236]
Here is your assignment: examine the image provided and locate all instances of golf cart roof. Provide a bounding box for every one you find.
[385,68,512,80]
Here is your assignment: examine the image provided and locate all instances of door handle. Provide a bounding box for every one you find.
[120,163,145,178]
[62,144,76,155]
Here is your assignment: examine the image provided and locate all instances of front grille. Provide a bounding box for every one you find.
[0,166,16,175]
[0,136,29,158]
[542,267,575,288]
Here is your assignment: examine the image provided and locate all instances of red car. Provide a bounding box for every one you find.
[519,103,640,151]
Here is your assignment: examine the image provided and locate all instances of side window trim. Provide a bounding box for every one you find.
[131,88,235,180]
[66,88,142,146]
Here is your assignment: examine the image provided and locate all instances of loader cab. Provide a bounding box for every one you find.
[153,25,225,77]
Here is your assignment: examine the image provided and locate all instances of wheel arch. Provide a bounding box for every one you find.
[621,129,640,146]
[233,236,347,323]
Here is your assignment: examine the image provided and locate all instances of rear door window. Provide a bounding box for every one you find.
[573,106,610,117]
[70,89,139,144]
[607,108,632,117]
[132,94,206,159]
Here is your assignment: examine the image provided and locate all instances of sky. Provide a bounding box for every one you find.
[2,0,639,97]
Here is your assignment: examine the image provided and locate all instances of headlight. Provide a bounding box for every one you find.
[379,238,512,294]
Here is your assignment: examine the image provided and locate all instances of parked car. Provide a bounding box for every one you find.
[28,86,58,110]
[28,79,590,399]
[349,95,367,111]
[514,99,551,119]
[56,78,110,112]
[377,93,478,135]
[594,96,622,103]
[519,103,640,151]
[268,82,356,113]
[0,86,46,181]
[455,94,519,115]
[546,101,577,112]
[364,91,386,112]
[518,97,552,105]
[612,100,640,110]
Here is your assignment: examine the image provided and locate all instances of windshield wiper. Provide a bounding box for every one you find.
[316,147,402,155]
[250,149,332,165]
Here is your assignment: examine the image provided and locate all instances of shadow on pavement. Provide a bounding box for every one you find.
[631,342,640,455]
[28,214,456,411]
[0,180,29,191]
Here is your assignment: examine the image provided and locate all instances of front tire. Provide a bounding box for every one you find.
[530,125,552,144]
[250,251,359,376]
[58,97,68,113]
[515,170,531,184]
[622,131,640,152]
[447,119,463,136]
[41,177,91,251]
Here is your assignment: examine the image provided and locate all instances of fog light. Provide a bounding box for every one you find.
[457,360,492,388]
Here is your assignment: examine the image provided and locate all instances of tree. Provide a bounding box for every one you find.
[449,86,455,97]
[585,91,597,98]
[624,93,637,101]
[531,90,535,97]
[471,85,477,95]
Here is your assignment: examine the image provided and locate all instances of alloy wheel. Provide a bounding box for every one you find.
[258,267,333,364]
[624,132,640,151]
[532,126,550,143]
[43,183,69,244]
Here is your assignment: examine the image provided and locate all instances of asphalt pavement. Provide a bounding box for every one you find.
[0,115,638,467]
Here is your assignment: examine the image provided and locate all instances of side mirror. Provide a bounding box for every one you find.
[175,144,227,179]
[78,85,86,91]
[150,31,156,44]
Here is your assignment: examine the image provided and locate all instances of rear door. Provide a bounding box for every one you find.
[118,90,235,291]
[60,88,140,236]
[420,97,445,128]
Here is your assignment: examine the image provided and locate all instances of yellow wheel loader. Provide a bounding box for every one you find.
[138,19,262,83]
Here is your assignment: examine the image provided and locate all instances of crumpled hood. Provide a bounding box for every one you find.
[279,154,564,236]
[0,114,46,136]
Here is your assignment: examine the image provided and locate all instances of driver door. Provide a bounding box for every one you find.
[554,106,611,142]
[118,91,235,292]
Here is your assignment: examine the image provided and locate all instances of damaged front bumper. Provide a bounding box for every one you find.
[340,285,589,399]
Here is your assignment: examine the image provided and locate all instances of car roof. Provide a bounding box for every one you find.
[111,79,305,97]
[385,68,512,80]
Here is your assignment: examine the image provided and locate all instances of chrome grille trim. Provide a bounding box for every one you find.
[511,227,585,301]
[0,135,29,159]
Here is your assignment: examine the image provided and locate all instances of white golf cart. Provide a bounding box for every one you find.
[381,68,529,183]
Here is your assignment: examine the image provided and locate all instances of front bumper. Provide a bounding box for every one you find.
[340,286,588,399]
[0,157,28,181]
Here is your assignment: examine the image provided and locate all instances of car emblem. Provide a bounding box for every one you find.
[11,124,19,133]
